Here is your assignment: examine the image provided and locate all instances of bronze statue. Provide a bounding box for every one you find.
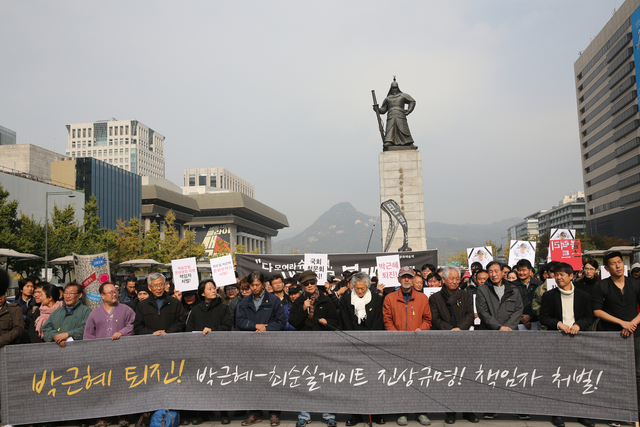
[372,78,416,150]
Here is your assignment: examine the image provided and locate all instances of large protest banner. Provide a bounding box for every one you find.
[236,250,437,279]
[1,332,636,425]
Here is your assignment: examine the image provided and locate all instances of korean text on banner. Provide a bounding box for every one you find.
[376,254,400,287]
[549,239,583,271]
[303,254,328,284]
[171,257,198,292]
[210,255,236,287]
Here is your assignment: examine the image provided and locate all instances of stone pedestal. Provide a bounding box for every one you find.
[379,150,427,252]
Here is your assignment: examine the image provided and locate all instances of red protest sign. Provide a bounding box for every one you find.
[549,239,583,271]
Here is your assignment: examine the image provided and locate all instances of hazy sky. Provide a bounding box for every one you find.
[0,0,622,237]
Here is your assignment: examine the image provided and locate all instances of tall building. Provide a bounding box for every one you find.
[574,0,640,240]
[0,125,16,145]
[52,158,142,230]
[183,167,255,198]
[507,192,586,239]
[65,119,165,178]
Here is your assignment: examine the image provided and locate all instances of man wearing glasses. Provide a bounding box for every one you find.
[42,281,92,348]
[134,273,187,335]
[84,281,135,340]
[288,270,341,427]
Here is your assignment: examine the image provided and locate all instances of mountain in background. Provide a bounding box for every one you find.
[272,202,520,263]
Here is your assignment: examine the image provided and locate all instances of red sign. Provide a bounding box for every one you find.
[549,239,583,271]
[81,272,97,289]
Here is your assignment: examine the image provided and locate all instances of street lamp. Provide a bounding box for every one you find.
[45,191,76,269]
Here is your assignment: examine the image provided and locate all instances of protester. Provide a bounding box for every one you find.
[631,263,640,281]
[84,281,135,340]
[574,258,599,296]
[134,273,187,335]
[235,272,286,427]
[270,275,290,305]
[84,281,136,427]
[289,270,340,427]
[426,273,442,288]
[42,282,91,347]
[513,259,542,330]
[15,277,35,342]
[181,290,200,313]
[592,251,640,427]
[412,274,424,292]
[186,279,233,425]
[126,280,150,311]
[429,267,478,424]
[382,266,432,426]
[531,262,560,329]
[0,287,24,348]
[475,261,523,331]
[539,262,595,427]
[119,275,138,304]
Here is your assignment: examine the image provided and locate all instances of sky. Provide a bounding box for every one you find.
[0,0,623,238]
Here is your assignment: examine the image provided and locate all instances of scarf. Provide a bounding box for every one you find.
[35,300,63,338]
[351,289,372,324]
[441,287,462,327]
[305,290,320,328]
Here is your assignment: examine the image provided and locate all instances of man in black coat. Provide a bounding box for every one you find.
[289,270,340,332]
[539,262,595,427]
[513,259,543,330]
[134,273,186,335]
[340,272,384,331]
[289,270,340,427]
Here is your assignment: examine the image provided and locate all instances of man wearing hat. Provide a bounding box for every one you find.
[289,270,341,427]
[382,266,432,426]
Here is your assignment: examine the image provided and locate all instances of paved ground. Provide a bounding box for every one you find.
[52,412,632,427]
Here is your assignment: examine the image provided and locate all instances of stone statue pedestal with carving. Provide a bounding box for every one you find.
[378,149,427,252]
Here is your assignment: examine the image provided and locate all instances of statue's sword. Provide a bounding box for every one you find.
[371,90,385,144]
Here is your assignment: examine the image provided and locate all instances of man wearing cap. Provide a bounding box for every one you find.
[382,266,432,426]
[288,270,341,427]
[592,251,640,426]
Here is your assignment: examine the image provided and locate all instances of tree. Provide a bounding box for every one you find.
[12,214,45,277]
[77,195,112,255]
[0,184,21,250]
[485,240,502,257]
[109,218,143,265]
[141,221,162,261]
[446,250,468,266]
[48,203,80,261]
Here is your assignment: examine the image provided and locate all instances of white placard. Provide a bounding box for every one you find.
[423,287,440,298]
[546,278,558,291]
[467,246,493,269]
[304,253,329,285]
[508,240,536,267]
[600,265,628,279]
[171,257,198,292]
[376,254,401,288]
[209,255,236,287]
[550,229,576,240]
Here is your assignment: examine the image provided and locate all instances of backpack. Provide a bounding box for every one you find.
[150,410,180,427]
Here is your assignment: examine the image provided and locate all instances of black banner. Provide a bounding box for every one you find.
[236,250,438,279]
[0,331,637,425]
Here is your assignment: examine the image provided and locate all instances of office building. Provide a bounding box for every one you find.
[183,167,254,198]
[0,144,70,182]
[574,0,640,240]
[52,158,142,230]
[143,176,286,256]
[508,192,586,239]
[65,119,165,178]
[0,125,16,145]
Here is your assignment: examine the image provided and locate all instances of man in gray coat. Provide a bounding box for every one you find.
[476,261,523,331]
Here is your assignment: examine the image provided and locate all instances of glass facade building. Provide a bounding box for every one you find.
[0,125,17,145]
[75,158,142,230]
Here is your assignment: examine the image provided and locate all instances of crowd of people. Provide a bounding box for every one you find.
[1,252,639,427]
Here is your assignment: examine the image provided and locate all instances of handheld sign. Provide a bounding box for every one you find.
[508,240,536,267]
[304,254,329,285]
[423,286,440,299]
[467,246,493,269]
[209,255,236,287]
[376,254,400,288]
[171,257,198,292]
[549,239,582,271]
